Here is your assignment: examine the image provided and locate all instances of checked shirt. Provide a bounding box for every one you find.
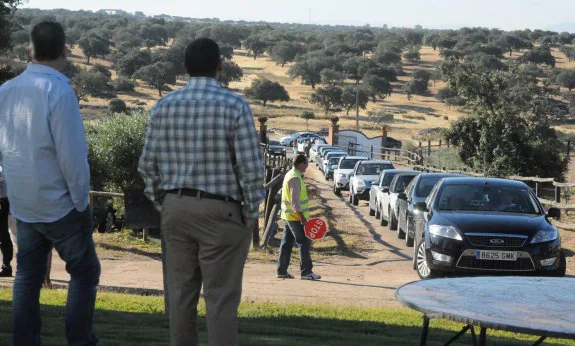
[138,77,265,220]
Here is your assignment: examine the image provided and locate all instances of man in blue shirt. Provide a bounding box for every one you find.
[0,22,100,345]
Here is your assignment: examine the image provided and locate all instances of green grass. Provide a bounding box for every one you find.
[0,289,572,345]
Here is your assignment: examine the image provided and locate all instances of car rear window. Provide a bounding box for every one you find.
[391,175,417,193]
[415,176,443,197]
[358,163,394,175]
[339,159,362,169]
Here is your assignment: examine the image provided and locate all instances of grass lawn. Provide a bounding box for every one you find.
[0,289,572,345]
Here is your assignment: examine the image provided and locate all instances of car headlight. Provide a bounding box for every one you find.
[338,173,347,178]
[429,225,462,241]
[531,228,558,244]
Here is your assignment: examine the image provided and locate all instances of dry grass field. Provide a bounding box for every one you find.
[70,45,575,145]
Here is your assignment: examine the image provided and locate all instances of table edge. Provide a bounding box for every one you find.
[395,280,575,340]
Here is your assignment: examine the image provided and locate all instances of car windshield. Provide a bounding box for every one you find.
[391,175,416,193]
[339,159,362,169]
[437,185,540,214]
[416,176,443,197]
[268,140,281,146]
[358,163,394,175]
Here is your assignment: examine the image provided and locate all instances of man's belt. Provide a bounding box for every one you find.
[167,188,239,203]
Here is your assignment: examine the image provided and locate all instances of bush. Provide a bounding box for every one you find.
[89,64,112,80]
[108,98,127,114]
[435,87,457,101]
[86,110,149,191]
[443,115,449,120]
[404,78,428,96]
[112,77,135,92]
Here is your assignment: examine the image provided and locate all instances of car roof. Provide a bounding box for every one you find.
[382,169,419,174]
[440,177,529,188]
[416,173,466,179]
[341,156,368,160]
[392,171,420,177]
[358,160,394,164]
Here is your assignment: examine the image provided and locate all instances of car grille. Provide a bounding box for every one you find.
[456,255,535,271]
[465,234,527,248]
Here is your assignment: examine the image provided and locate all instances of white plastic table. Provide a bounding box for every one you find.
[396,277,575,346]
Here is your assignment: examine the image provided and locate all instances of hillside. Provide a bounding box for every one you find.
[69,45,575,144]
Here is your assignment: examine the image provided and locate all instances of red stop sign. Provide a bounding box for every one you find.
[305,218,328,241]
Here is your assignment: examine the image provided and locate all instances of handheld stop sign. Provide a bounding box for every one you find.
[304,217,328,241]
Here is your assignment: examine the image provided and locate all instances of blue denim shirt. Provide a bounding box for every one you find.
[0,64,90,222]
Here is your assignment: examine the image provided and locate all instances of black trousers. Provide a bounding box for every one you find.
[0,197,13,267]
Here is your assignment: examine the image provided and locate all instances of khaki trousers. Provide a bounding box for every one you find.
[161,193,251,346]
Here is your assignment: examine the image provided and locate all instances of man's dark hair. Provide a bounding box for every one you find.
[293,154,308,167]
[185,38,221,77]
[30,21,66,61]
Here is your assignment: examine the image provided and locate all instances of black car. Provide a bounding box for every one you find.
[397,173,464,247]
[413,177,565,279]
[267,140,286,157]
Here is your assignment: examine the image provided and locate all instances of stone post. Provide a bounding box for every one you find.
[328,116,339,145]
[258,116,268,144]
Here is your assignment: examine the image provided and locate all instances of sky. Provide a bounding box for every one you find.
[22,0,575,31]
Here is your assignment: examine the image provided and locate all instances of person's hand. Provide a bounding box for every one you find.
[243,217,257,229]
[308,188,318,199]
[296,212,307,226]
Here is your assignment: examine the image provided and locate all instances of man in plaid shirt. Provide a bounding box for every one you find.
[138,38,264,346]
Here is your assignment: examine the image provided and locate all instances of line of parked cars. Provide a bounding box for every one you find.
[315,152,567,280]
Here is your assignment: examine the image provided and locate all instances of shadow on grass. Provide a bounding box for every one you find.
[0,301,544,346]
[97,243,162,261]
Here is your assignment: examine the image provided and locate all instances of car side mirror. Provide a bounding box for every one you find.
[547,207,560,220]
[398,192,407,200]
[414,202,428,213]
[381,187,390,193]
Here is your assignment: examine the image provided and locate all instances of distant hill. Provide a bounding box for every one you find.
[546,23,575,33]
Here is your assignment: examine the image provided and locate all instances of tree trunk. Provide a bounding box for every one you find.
[254,53,257,60]
[346,108,350,115]
[86,56,90,65]
[158,87,163,97]
[281,62,286,67]
[263,100,267,107]
[509,50,513,57]
[311,82,316,89]
[325,109,329,116]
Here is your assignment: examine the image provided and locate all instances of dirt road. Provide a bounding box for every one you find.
[0,165,420,308]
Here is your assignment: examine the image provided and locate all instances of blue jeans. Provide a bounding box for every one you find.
[277,220,313,276]
[13,207,101,346]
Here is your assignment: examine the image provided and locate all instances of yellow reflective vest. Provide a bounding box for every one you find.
[280,168,310,221]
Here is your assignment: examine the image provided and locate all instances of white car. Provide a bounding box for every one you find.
[368,169,417,223]
[279,132,318,146]
[377,171,419,229]
[333,156,369,195]
[310,143,332,163]
[349,160,395,206]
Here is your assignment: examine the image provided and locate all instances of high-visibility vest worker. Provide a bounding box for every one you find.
[281,167,310,222]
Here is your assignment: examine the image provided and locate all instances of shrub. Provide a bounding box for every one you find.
[112,77,136,92]
[443,115,449,120]
[89,64,112,80]
[108,98,127,114]
[435,87,458,101]
[300,110,315,127]
[86,110,149,191]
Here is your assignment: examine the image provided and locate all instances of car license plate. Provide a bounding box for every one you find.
[475,250,517,261]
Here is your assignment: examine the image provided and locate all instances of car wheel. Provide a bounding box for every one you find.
[352,192,359,206]
[325,175,329,181]
[397,219,406,239]
[405,219,414,247]
[348,188,353,203]
[380,205,388,226]
[416,240,436,280]
[389,208,398,231]
[369,204,375,216]
[375,205,381,219]
[334,184,342,196]
[548,251,567,277]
